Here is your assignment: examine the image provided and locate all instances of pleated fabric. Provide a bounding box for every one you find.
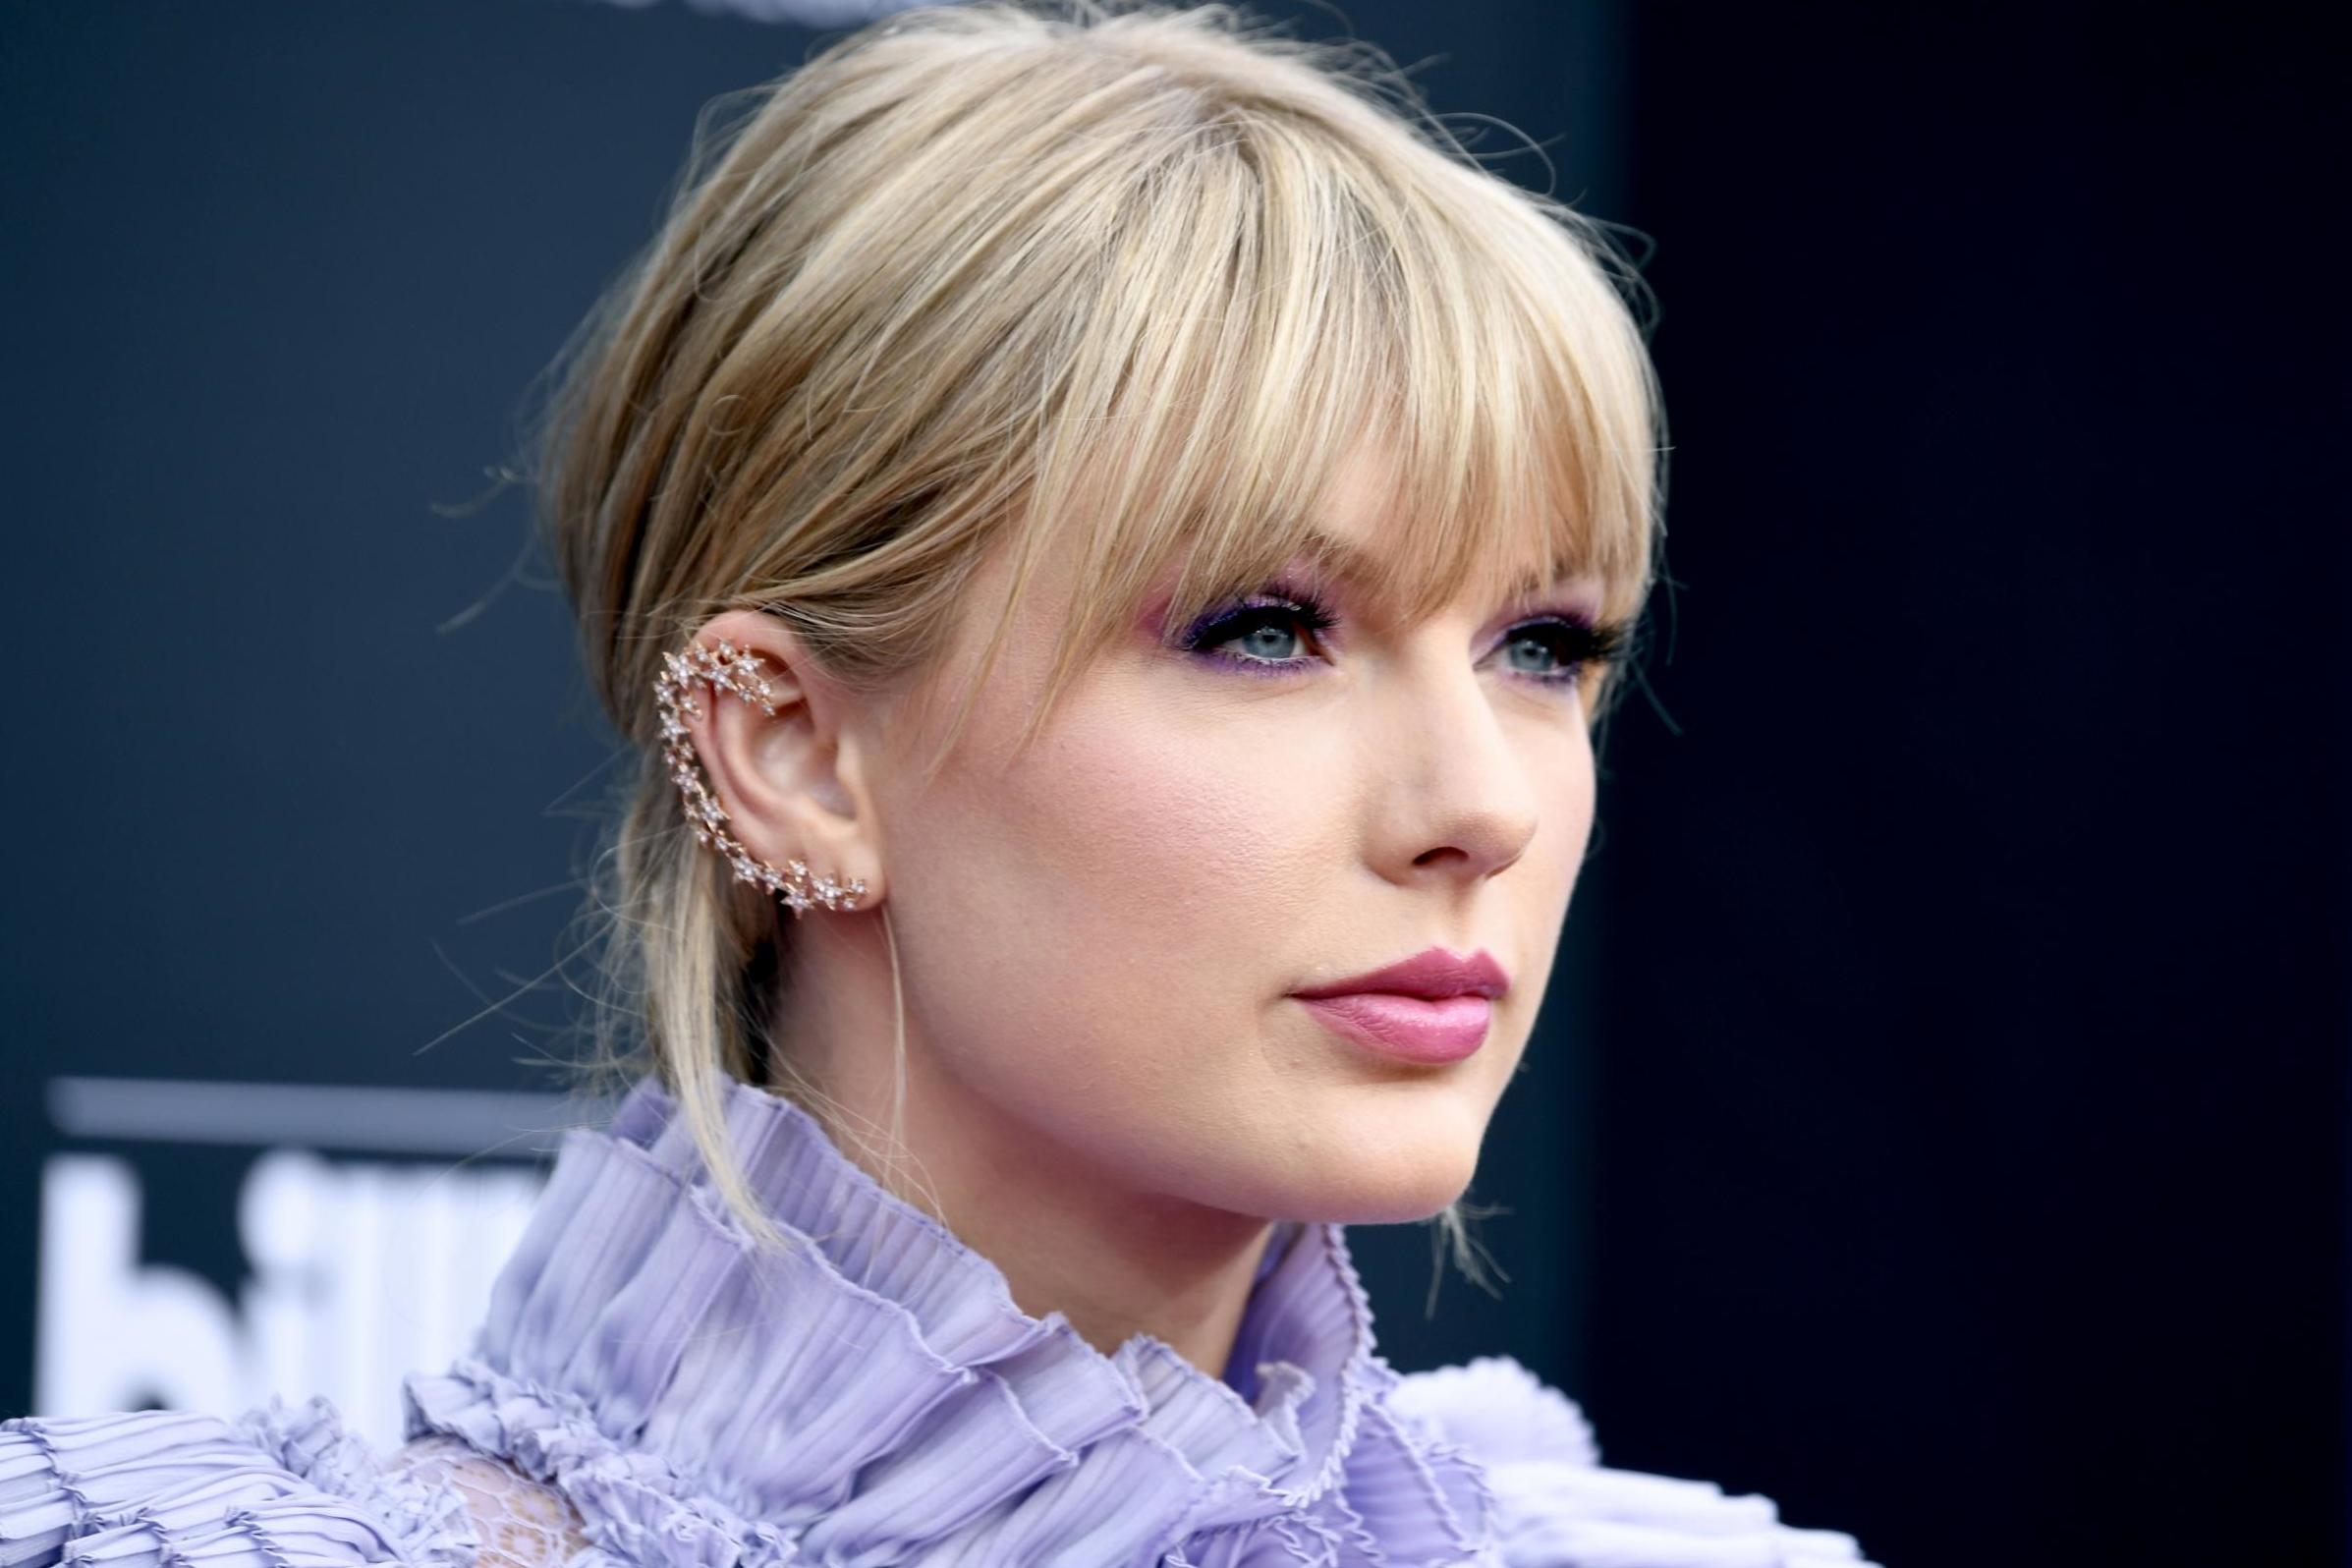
[395,1074,1876,1568]
[0,1398,475,1568]
[1,1070,1880,1568]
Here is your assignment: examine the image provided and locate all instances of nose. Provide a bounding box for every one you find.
[1363,660,1543,889]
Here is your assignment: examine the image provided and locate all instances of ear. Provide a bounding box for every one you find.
[672,608,885,915]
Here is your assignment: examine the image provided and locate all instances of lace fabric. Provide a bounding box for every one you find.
[383,1437,589,1568]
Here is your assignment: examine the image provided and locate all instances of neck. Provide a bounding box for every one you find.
[770,915,1277,1379]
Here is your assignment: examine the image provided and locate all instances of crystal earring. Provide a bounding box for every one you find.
[654,638,870,917]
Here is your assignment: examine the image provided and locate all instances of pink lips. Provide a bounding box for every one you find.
[1290,947,1510,1065]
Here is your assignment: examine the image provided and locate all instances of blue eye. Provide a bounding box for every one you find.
[1177,590,1631,689]
[1493,615,1629,688]
[1180,592,1336,674]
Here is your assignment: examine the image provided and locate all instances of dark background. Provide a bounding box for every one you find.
[3,3,2341,1565]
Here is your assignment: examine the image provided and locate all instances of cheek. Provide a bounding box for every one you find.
[888,683,1335,1093]
[1017,714,1318,929]
[1538,724,1598,884]
[1492,717,1597,1035]
[1003,694,1346,997]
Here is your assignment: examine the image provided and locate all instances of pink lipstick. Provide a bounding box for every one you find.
[1290,948,1510,1065]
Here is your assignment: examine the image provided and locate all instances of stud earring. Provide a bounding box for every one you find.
[653,638,870,918]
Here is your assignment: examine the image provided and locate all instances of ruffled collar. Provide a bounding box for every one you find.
[403,1071,1497,1566]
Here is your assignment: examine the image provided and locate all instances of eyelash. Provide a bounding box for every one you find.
[1177,586,1626,688]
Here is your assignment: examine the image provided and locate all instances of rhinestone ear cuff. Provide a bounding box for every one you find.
[654,639,870,917]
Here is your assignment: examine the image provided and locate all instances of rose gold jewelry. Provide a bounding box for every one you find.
[654,638,869,918]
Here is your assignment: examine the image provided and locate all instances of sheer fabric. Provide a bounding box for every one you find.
[382,1437,588,1568]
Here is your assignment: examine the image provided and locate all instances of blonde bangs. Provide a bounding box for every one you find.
[930,82,1661,760]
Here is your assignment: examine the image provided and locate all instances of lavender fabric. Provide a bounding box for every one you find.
[1,1072,1880,1568]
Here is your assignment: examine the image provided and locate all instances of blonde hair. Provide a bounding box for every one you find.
[533,0,1666,1273]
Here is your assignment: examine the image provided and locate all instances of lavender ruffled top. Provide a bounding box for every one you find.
[1,1072,1880,1568]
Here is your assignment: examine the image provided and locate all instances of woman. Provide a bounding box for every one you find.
[1,5,1877,1565]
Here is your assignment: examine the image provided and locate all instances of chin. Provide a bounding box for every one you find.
[1249,1098,1489,1226]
